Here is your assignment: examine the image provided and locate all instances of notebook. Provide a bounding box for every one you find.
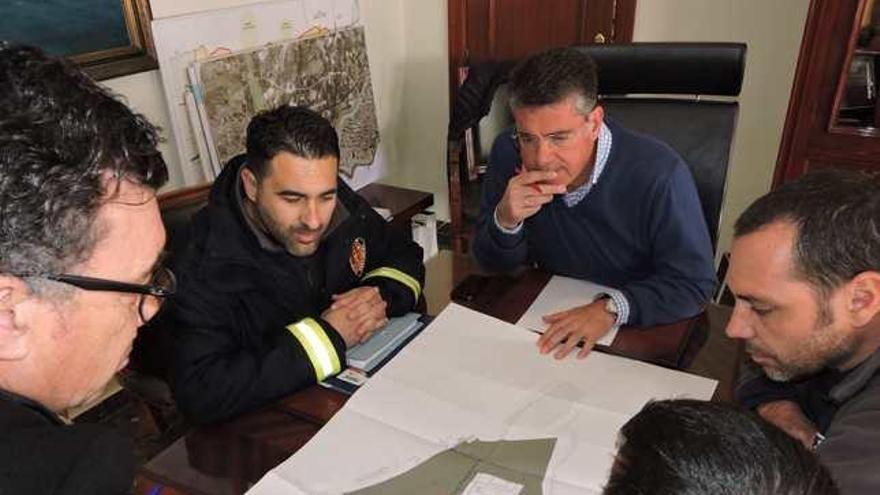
[346,312,423,371]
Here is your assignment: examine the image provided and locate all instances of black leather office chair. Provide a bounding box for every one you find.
[124,183,212,432]
[447,42,747,255]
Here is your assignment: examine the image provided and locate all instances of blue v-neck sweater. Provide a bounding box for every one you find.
[473,119,716,326]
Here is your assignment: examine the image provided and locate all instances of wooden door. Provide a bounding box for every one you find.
[448,0,636,98]
[775,0,880,185]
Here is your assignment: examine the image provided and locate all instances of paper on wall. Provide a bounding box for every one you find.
[151,0,360,185]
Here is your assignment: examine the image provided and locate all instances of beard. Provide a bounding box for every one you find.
[751,323,856,382]
[254,201,326,257]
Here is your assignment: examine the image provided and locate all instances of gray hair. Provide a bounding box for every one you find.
[0,44,168,295]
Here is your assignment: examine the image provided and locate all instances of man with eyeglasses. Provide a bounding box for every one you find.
[167,105,424,423]
[473,47,715,359]
[0,44,170,494]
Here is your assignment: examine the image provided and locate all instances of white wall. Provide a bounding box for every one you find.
[633,0,810,255]
[102,61,183,190]
[358,0,407,192]
[394,0,450,219]
[101,0,450,218]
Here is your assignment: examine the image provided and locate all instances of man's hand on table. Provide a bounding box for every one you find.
[323,286,388,348]
[537,299,616,359]
[757,400,820,450]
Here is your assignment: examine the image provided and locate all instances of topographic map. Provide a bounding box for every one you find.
[197,26,379,176]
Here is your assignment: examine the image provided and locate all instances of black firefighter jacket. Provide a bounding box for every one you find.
[168,156,424,423]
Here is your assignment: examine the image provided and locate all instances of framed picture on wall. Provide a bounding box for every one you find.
[0,0,156,80]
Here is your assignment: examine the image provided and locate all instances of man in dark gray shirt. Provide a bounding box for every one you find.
[726,169,880,494]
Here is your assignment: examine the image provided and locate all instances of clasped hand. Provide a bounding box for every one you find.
[322,286,388,348]
[536,300,616,359]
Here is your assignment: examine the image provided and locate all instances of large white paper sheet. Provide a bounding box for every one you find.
[248,304,716,494]
[517,275,620,346]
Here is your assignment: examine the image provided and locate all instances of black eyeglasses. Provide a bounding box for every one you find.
[35,266,177,324]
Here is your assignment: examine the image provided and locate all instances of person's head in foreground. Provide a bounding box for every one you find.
[507,46,604,191]
[0,43,170,412]
[604,399,839,495]
[726,169,880,382]
[241,104,341,257]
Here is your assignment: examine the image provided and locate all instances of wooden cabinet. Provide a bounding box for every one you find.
[775,0,880,184]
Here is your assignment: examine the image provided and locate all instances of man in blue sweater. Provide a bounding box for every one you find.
[473,47,716,359]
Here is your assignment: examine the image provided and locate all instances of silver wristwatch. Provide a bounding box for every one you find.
[598,294,618,316]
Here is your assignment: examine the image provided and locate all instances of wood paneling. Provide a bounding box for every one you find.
[448,0,635,101]
[611,0,637,42]
[464,0,491,61]
[486,0,584,61]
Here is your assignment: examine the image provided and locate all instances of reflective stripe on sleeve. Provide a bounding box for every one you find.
[362,266,422,301]
[286,318,341,381]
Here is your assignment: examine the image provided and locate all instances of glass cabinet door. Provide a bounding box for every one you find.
[776,0,880,185]
[833,0,880,133]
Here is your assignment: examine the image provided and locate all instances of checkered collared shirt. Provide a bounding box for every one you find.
[562,121,612,207]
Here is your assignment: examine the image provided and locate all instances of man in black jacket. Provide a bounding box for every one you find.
[0,44,170,494]
[726,170,880,494]
[169,105,425,423]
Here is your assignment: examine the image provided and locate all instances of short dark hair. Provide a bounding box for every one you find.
[245,105,340,178]
[508,47,598,114]
[604,399,838,495]
[734,169,880,299]
[0,44,168,279]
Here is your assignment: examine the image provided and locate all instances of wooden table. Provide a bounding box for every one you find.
[136,271,740,495]
[356,182,434,233]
